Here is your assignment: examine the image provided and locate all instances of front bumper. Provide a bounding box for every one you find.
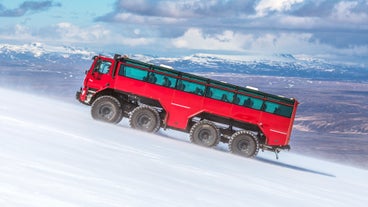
[76,87,96,105]
[75,88,86,104]
[76,90,81,101]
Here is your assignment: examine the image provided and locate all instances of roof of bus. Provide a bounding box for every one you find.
[110,55,297,106]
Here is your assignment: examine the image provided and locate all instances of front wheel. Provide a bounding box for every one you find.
[229,131,259,158]
[129,106,161,132]
[189,120,220,147]
[91,96,122,124]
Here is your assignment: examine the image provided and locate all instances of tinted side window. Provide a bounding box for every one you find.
[236,93,264,110]
[155,73,176,88]
[264,101,293,117]
[123,66,148,81]
[153,67,179,88]
[207,87,235,103]
[177,79,205,95]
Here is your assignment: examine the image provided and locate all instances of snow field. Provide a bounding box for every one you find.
[1,87,368,207]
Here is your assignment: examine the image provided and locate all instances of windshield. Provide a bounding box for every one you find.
[94,60,112,74]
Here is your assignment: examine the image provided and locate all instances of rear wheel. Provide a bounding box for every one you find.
[189,120,220,147]
[129,106,161,132]
[91,96,122,124]
[229,131,259,158]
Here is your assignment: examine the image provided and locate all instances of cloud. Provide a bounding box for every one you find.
[290,1,336,17]
[330,1,368,24]
[0,1,61,17]
[1,0,367,64]
[54,22,110,42]
[171,27,368,61]
[116,0,254,18]
[97,0,368,32]
[254,0,304,17]
[92,0,368,63]
[52,22,153,47]
[171,28,316,55]
[0,24,36,42]
[96,0,256,24]
[172,28,251,51]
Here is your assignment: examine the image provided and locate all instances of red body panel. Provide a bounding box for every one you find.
[115,75,296,146]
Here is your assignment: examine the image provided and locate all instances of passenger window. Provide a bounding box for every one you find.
[207,87,235,103]
[264,101,293,117]
[177,79,205,95]
[153,67,179,88]
[155,73,176,88]
[144,72,157,83]
[236,93,263,110]
[123,66,148,81]
[249,98,263,110]
[263,101,279,113]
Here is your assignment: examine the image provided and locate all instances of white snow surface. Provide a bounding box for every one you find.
[1,87,367,207]
[0,42,93,58]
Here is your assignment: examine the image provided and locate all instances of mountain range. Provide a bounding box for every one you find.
[1,42,367,82]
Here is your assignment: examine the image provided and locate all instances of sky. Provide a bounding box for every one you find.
[0,0,367,64]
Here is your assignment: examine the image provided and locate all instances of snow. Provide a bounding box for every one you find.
[1,87,368,207]
[0,43,93,58]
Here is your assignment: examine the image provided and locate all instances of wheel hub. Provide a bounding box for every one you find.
[198,129,212,144]
[237,140,251,153]
[138,115,151,128]
[100,105,113,119]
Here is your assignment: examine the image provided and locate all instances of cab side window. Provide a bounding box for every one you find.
[94,60,112,74]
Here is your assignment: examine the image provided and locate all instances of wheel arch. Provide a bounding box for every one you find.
[187,111,266,144]
[91,88,125,105]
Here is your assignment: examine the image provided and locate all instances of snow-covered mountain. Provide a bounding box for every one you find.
[1,42,367,82]
[0,42,93,69]
[1,87,368,207]
[149,53,367,82]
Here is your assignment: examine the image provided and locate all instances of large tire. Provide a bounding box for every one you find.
[91,96,122,124]
[189,120,220,147]
[129,106,161,132]
[229,131,259,158]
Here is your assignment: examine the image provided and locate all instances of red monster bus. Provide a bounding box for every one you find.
[76,54,299,158]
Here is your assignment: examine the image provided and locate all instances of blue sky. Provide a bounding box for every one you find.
[0,0,367,64]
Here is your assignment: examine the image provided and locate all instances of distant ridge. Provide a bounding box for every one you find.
[1,42,367,82]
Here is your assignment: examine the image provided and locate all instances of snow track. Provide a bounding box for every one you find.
[1,87,368,207]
